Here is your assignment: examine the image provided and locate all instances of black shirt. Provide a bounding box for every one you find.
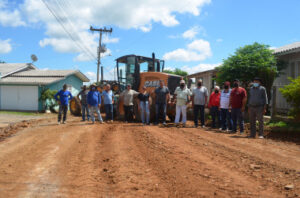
[138,93,150,102]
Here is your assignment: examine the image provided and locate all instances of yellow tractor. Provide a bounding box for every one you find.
[71,53,182,121]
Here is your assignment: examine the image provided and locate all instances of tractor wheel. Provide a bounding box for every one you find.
[70,98,81,116]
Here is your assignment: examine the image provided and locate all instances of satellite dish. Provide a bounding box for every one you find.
[31,54,38,63]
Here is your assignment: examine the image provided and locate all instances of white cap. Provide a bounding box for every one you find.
[180,80,185,84]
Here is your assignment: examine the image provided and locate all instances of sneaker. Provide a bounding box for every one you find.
[194,125,198,128]
[57,121,61,125]
[240,131,244,135]
[92,121,95,124]
[258,136,264,139]
[201,125,206,128]
[62,121,66,124]
[162,122,167,126]
[182,124,186,128]
[99,120,103,124]
[219,128,222,131]
[81,120,85,122]
[247,136,255,138]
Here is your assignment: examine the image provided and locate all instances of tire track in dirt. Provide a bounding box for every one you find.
[176,127,300,196]
[0,120,89,197]
[90,124,170,197]
[141,125,299,197]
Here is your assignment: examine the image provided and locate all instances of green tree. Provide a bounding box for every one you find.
[216,42,286,103]
[164,68,188,80]
[279,77,300,119]
[39,88,58,110]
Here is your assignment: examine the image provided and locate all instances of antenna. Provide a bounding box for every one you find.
[31,54,38,63]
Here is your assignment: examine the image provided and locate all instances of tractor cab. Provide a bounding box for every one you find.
[116,53,165,92]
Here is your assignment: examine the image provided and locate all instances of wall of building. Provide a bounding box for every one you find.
[46,74,83,96]
[272,51,300,113]
[188,71,216,95]
[40,75,83,112]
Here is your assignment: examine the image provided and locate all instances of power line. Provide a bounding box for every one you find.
[52,0,97,59]
[40,0,96,61]
[41,0,115,80]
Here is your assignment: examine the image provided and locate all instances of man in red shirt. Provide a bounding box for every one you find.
[208,86,221,128]
[229,79,247,134]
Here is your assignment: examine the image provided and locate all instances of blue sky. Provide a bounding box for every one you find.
[0,0,299,81]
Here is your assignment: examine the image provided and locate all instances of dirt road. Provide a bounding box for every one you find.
[0,116,299,198]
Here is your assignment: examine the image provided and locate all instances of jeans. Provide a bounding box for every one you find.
[220,108,232,130]
[231,108,244,132]
[89,105,103,122]
[81,104,90,121]
[58,104,68,122]
[124,105,134,122]
[140,101,150,124]
[194,105,205,127]
[175,105,187,124]
[155,103,166,123]
[249,106,264,137]
[104,104,113,121]
[210,106,220,128]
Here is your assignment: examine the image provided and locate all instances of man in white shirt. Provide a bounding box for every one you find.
[174,80,192,127]
[120,84,139,122]
[192,79,208,128]
[220,81,232,131]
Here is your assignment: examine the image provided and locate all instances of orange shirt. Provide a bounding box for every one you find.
[208,92,220,107]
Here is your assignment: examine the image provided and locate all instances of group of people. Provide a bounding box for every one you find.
[172,77,268,139]
[54,83,114,124]
[54,76,268,139]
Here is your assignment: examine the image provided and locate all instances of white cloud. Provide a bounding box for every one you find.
[102,35,119,44]
[10,0,211,61]
[182,63,220,74]
[85,71,96,82]
[0,38,12,54]
[216,38,223,42]
[163,39,212,62]
[182,26,206,39]
[0,0,26,27]
[182,27,199,39]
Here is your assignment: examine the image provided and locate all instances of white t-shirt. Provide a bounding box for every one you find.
[220,89,231,109]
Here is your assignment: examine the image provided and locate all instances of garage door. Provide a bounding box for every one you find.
[0,86,38,111]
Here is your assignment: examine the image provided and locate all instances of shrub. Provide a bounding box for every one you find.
[279,76,300,118]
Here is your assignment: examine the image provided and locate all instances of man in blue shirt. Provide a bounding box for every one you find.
[54,84,73,124]
[87,84,103,124]
[102,84,114,123]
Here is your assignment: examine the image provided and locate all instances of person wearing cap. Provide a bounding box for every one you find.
[192,79,208,128]
[54,84,73,124]
[248,77,268,139]
[102,84,114,123]
[208,86,221,129]
[229,79,247,134]
[174,80,192,127]
[77,85,90,122]
[87,84,103,124]
[219,81,233,131]
[120,84,139,123]
[154,80,170,125]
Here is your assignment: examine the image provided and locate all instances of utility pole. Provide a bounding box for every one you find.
[90,26,113,83]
